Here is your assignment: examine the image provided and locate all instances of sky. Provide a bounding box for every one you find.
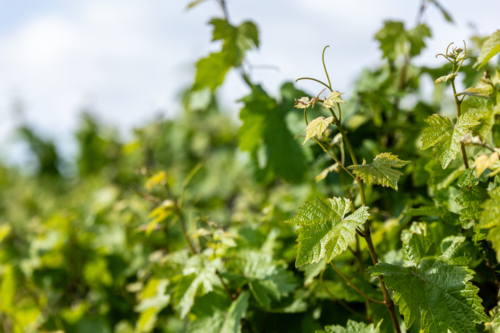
[0,0,499,161]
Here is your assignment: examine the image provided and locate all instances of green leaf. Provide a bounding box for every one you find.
[455,186,489,228]
[375,21,407,60]
[348,153,410,191]
[407,24,432,57]
[193,52,232,91]
[479,187,500,261]
[429,0,453,22]
[434,73,457,84]
[318,320,382,333]
[421,112,481,169]
[173,256,222,318]
[476,30,500,69]
[401,222,437,267]
[375,21,431,60]
[210,19,259,66]
[303,116,333,145]
[188,291,249,333]
[228,251,296,309]
[186,0,207,9]
[135,279,170,332]
[238,88,307,182]
[286,197,369,267]
[323,91,346,108]
[368,237,489,333]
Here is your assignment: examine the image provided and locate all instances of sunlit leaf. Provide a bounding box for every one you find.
[348,153,410,191]
[286,197,369,267]
[303,116,333,145]
[421,112,481,169]
[476,30,500,69]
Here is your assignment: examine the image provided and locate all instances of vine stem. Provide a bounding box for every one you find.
[313,137,356,179]
[451,79,469,169]
[329,262,385,305]
[320,269,369,321]
[165,183,198,255]
[330,110,402,333]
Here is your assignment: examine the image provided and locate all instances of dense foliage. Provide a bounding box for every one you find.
[1,1,499,333]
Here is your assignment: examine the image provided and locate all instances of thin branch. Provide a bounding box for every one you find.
[320,269,369,321]
[329,262,385,305]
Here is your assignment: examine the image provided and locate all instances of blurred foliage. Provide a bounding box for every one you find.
[0,1,500,333]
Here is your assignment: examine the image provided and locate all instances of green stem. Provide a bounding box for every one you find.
[313,138,355,180]
[330,111,401,333]
[451,79,469,169]
[165,183,198,255]
[329,262,385,305]
[296,77,332,91]
[320,269,369,321]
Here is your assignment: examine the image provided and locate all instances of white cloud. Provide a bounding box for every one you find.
[0,0,498,162]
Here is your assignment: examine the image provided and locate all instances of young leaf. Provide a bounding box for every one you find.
[421,112,481,169]
[303,116,334,145]
[286,197,369,267]
[323,91,345,108]
[368,238,489,333]
[348,153,410,191]
[434,73,457,84]
[486,303,500,333]
[476,30,500,69]
[475,152,499,177]
[318,320,381,333]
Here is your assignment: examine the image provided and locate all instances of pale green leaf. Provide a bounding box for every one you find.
[486,302,500,332]
[286,197,369,267]
[319,320,382,333]
[434,73,457,84]
[348,152,410,190]
[294,97,312,109]
[323,91,345,108]
[462,86,493,99]
[173,256,222,318]
[303,116,334,145]
[421,112,481,169]
[476,30,500,69]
